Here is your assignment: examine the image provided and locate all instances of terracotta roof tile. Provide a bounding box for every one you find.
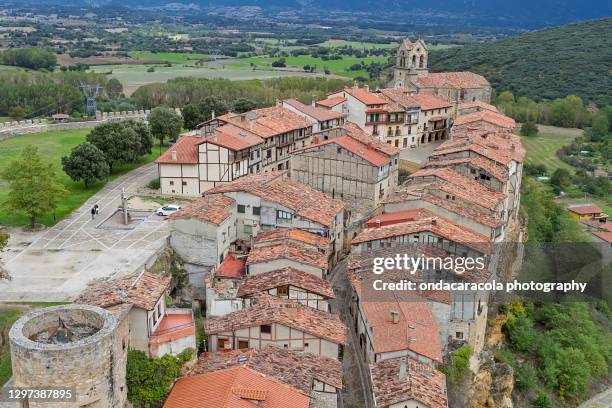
[163,366,310,408]
[216,254,246,279]
[168,194,235,225]
[246,242,328,269]
[454,111,516,129]
[155,135,200,164]
[567,204,604,215]
[425,156,509,182]
[205,295,346,344]
[190,345,343,393]
[218,106,313,139]
[436,127,525,164]
[593,231,612,243]
[344,86,388,105]
[406,93,452,111]
[352,208,493,254]
[291,135,392,166]
[204,172,345,228]
[254,228,331,251]
[458,100,499,114]
[237,267,335,299]
[412,71,489,89]
[201,123,264,151]
[378,88,420,110]
[342,122,399,156]
[316,96,346,108]
[370,357,447,408]
[283,99,346,122]
[75,272,170,311]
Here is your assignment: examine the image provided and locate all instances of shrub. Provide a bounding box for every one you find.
[148,178,161,189]
[520,122,539,136]
[533,391,553,408]
[515,362,537,390]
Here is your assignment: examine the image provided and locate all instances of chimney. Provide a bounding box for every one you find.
[399,357,407,380]
[375,219,381,228]
[352,82,357,94]
[311,99,315,107]
[389,310,400,324]
[431,217,437,226]
[211,110,215,119]
[241,114,246,122]
[171,151,177,161]
[364,84,369,92]
[483,147,488,156]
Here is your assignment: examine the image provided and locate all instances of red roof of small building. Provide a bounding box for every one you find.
[218,106,313,139]
[344,86,388,105]
[155,136,201,164]
[216,254,246,279]
[168,194,235,225]
[291,135,392,166]
[283,99,345,122]
[567,204,603,215]
[237,267,335,299]
[201,123,264,151]
[593,231,612,243]
[163,366,310,408]
[454,111,516,129]
[246,242,328,269]
[408,93,452,111]
[316,96,346,108]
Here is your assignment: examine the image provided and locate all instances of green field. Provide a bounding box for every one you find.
[128,51,210,63]
[0,129,164,226]
[318,40,397,49]
[519,124,583,172]
[239,54,388,79]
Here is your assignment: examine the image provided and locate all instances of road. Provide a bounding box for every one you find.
[578,388,612,408]
[0,163,170,302]
[328,259,374,408]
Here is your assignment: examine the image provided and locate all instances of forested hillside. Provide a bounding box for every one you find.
[429,18,612,106]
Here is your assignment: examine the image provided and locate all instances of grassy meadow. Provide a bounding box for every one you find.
[519,124,583,172]
[0,129,165,226]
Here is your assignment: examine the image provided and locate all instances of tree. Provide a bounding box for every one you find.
[87,122,142,172]
[550,168,572,194]
[197,96,229,123]
[148,107,182,148]
[271,59,286,67]
[106,78,124,99]
[125,120,153,156]
[8,106,27,121]
[590,111,609,142]
[1,146,67,227]
[181,104,201,131]
[62,143,110,187]
[520,122,539,137]
[0,229,8,252]
[232,98,257,114]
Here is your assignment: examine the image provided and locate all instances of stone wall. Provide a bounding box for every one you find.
[8,304,128,408]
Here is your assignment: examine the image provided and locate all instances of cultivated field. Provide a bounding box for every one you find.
[0,129,164,226]
[519,124,583,172]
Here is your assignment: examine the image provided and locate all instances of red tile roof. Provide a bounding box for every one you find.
[204,172,345,228]
[412,71,490,89]
[454,111,516,129]
[378,88,421,109]
[168,194,235,225]
[253,228,331,251]
[291,135,392,166]
[163,366,310,408]
[283,99,345,122]
[237,267,335,299]
[407,93,452,111]
[155,136,200,164]
[246,242,328,269]
[202,123,264,151]
[425,156,509,182]
[458,100,499,113]
[216,254,246,279]
[344,86,388,105]
[567,204,604,215]
[205,295,346,344]
[342,122,400,156]
[593,231,612,243]
[437,128,525,164]
[75,272,170,311]
[218,106,313,139]
[190,345,343,393]
[370,357,447,408]
[316,96,346,108]
[365,209,429,227]
[352,209,493,254]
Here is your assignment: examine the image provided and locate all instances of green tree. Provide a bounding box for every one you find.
[232,98,257,114]
[181,104,201,131]
[550,168,572,194]
[505,313,535,352]
[86,122,142,172]
[520,122,539,137]
[556,348,590,401]
[148,107,182,148]
[8,106,27,120]
[106,78,124,99]
[590,111,609,142]
[1,146,67,227]
[61,143,110,188]
[0,229,8,252]
[197,96,229,122]
[533,391,553,408]
[125,120,153,156]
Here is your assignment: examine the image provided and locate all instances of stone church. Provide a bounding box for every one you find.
[390,38,492,110]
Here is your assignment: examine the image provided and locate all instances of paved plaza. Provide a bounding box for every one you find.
[0,163,170,302]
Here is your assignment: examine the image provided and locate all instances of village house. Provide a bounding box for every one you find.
[166,345,343,408]
[282,98,346,132]
[75,272,196,358]
[246,241,329,278]
[370,357,448,408]
[204,171,346,261]
[290,121,400,209]
[390,38,491,112]
[567,203,609,223]
[253,227,333,261]
[453,110,516,131]
[457,100,500,116]
[238,267,335,312]
[406,93,453,146]
[205,295,346,360]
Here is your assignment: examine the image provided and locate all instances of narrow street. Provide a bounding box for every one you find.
[328,259,374,408]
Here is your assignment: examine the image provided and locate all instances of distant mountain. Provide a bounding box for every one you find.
[27,0,612,28]
[428,18,612,106]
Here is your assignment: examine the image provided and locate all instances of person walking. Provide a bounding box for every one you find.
[91,206,96,220]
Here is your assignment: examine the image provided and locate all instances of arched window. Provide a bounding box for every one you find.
[399,52,405,67]
[419,55,424,68]
[412,55,416,67]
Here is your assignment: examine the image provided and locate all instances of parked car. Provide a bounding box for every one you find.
[156,205,181,216]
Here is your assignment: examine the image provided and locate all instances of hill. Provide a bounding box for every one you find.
[428,18,612,106]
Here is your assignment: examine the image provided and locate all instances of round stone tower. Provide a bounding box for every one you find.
[9,304,129,408]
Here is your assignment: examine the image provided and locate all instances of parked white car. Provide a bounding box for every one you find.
[156,205,181,216]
